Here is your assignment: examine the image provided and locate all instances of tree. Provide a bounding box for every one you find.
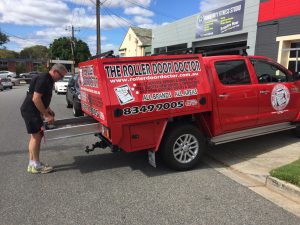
[74,39,91,64]
[20,45,49,60]
[0,49,19,58]
[0,31,9,47]
[49,37,91,65]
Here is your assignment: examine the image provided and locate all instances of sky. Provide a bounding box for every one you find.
[0,0,225,55]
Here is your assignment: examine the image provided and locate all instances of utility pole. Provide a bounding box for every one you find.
[66,25,79,74]
[96,0,101,54]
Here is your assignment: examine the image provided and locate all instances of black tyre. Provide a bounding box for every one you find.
[66,98,72,108]
[160,123,206,171]
[73,103,83,117]
[9,86,12,89]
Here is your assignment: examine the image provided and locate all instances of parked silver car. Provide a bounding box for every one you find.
[0,70,17,78]
[0,77,13,90]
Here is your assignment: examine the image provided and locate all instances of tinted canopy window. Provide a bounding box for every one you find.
[215,60,251,85]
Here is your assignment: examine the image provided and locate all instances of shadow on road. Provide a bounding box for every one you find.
[50,130,300,177]
[54,150,209,177]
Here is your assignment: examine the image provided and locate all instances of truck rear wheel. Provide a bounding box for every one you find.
[160,123,206,171]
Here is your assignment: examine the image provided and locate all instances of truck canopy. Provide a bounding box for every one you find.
[79,54,212,127]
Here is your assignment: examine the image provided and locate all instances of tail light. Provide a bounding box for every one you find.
[101,125,111,139]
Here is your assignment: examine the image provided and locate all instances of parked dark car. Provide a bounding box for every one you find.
[19,71,39,79]
[66,74,83,117]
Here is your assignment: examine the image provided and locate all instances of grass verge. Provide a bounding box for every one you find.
[270,159,300,188]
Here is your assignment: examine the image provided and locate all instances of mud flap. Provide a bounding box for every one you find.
[148,150,156,168]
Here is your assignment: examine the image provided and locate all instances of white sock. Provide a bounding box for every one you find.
[29,160,35,166]
[32,161,41,168]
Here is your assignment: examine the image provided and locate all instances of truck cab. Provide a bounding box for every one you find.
[202,55,300,137]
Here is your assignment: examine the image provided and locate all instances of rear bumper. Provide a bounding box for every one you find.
[57,87,67,93]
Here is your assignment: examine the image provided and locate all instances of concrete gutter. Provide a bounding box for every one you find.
[202,131,300,216]
[266,176,300,199]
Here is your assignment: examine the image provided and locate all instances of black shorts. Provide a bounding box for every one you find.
[22,116,43,134]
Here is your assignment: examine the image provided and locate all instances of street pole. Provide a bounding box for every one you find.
[96,0,101,54]
[71,25,75,75]
[66,25,79,75]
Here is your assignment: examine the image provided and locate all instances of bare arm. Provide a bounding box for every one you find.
[32,92,54,124]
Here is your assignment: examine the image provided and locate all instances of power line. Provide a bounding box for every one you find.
[103,7,135,27]
[102,7,128,33]
[2,31,45,46]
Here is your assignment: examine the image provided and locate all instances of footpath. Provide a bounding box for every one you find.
[203,130,300,217]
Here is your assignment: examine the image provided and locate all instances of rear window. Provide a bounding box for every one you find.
[215,60,251,85]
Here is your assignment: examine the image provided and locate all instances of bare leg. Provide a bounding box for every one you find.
[29,132,42,162]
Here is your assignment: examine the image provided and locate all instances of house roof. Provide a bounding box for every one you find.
[131,27,152,46]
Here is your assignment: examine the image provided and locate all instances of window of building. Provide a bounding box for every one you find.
[0,61,8,70]
[288,42,300,73]
[250,59,289,83]
[154,47,167,54]
[215,60,251,85]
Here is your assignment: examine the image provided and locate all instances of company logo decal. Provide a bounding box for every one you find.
[271,84,290,111]
[114,84,134,105]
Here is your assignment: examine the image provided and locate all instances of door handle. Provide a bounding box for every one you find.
[218,94,229,98]
[260,90,270,94]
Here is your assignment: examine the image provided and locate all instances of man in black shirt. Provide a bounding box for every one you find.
[21,64,67,174]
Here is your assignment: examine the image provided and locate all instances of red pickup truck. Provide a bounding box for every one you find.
[75,53,300,170]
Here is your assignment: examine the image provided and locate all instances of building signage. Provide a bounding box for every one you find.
[196,0,245,38]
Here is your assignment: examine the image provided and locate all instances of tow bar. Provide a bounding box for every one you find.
[85,141,108,154]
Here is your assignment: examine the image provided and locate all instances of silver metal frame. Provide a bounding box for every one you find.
[44,117,101,141]
[210,122,296,145]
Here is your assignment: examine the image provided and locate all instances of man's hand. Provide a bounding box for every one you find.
[43,113,55,124]
[47,108,55,117]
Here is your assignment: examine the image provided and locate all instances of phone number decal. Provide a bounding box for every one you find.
[123,101,184,116]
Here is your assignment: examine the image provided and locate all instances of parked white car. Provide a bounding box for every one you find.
[0,70,17,78]
[0,77,13,90]
[54,75,72,94]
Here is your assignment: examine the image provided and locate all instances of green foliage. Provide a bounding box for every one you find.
[20,45,49,60]
[0,31,9,47]
[270,159,300,187]
[36,64,48,73]
[49,37,91,65]
[74,39,91,64]
[15,63,26,75]
[0,49,19,58]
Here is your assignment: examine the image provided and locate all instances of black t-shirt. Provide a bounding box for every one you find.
[20,73,54,118]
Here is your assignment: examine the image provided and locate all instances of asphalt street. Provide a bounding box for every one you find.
[0,84,299,225]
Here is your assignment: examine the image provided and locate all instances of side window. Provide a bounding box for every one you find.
[250,59,289,83]
[215,60,251,85]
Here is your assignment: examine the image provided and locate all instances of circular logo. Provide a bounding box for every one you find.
[198,15,204,24]
[271,84,290,111]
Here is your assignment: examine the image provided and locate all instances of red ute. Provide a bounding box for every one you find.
[76,53,300,170]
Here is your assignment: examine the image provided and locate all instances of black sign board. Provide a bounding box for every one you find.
[196,0,245,38]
